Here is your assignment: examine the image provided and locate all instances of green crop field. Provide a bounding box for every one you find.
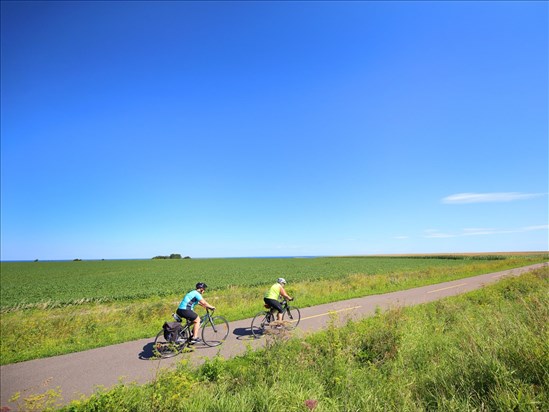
[2,254,547,311]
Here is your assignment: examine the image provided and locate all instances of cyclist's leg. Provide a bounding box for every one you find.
[192,316,200,339]
[264,298,283,321]
[177,309,199,338]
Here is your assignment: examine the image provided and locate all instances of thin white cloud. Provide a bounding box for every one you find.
[442,192,545,204]
[423,225,548,238]
[461,228,500,236]
[522,225,549,231]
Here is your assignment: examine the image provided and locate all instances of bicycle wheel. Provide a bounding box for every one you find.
[153,327,189,358]
[251,311,270,338]
[201,316,230,347]
[282,306,301,329]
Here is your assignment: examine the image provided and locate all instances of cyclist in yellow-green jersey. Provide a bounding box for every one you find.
[264,278,293,322]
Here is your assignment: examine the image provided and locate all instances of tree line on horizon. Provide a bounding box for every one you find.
[151,254,190,260]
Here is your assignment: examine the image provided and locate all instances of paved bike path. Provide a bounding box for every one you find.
[1,263,546,410]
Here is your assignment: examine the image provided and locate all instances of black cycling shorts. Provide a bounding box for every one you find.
[176,308,198,321]
[264,298,283,313]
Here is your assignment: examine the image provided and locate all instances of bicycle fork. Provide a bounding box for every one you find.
[208,319,219,333]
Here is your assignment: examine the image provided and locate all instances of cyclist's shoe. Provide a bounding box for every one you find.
[189,337,202,345]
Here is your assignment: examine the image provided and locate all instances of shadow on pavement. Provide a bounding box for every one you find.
[138,341,156,360]
[232,327,256,341]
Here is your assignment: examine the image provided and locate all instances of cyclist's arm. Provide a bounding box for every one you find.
[279,286,292,301]
[198,299,215,310]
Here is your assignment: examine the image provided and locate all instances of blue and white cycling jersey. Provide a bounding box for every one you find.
[178,290,203,311]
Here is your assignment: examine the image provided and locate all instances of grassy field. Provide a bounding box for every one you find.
[20,265,547,411]
[0,254,547,366]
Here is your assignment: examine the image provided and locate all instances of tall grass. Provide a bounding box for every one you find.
[52,268,548,412]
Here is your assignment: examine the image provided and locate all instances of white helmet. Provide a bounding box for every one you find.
[277,277,286,284]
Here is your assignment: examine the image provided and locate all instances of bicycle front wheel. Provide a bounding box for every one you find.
[153,327,188,358]
[282,306,301,329]
[201,316,229,346]
[251,311,269,338]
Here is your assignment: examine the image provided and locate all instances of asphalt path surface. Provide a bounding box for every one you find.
[1,262,547,410]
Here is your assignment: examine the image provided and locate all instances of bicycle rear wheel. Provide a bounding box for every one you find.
[153,327,189,358]
[251,311,270,338]
[282,306,301,329]
[201,316,229,346]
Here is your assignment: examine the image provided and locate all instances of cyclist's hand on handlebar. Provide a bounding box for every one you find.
[289,297,294,301]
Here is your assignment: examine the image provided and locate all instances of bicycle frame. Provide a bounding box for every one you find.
[177,308,229,344]
[198,309,218,332]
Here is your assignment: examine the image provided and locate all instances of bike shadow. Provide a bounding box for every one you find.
[138,341,157,360]
[232,327,256,341]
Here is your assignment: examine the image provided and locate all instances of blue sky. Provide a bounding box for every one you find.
[1,1,547,261]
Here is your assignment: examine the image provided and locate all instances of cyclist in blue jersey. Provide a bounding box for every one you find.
[177,282,215,344]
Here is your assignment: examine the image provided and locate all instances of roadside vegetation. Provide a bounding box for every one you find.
[0,254,547,365]
[34,266,547,411]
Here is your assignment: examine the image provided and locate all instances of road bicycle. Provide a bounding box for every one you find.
[250,299,301,338]
[153,308,229,358]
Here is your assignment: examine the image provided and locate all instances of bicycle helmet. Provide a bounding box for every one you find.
[277,277,286,285]
[196,282,208,290]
